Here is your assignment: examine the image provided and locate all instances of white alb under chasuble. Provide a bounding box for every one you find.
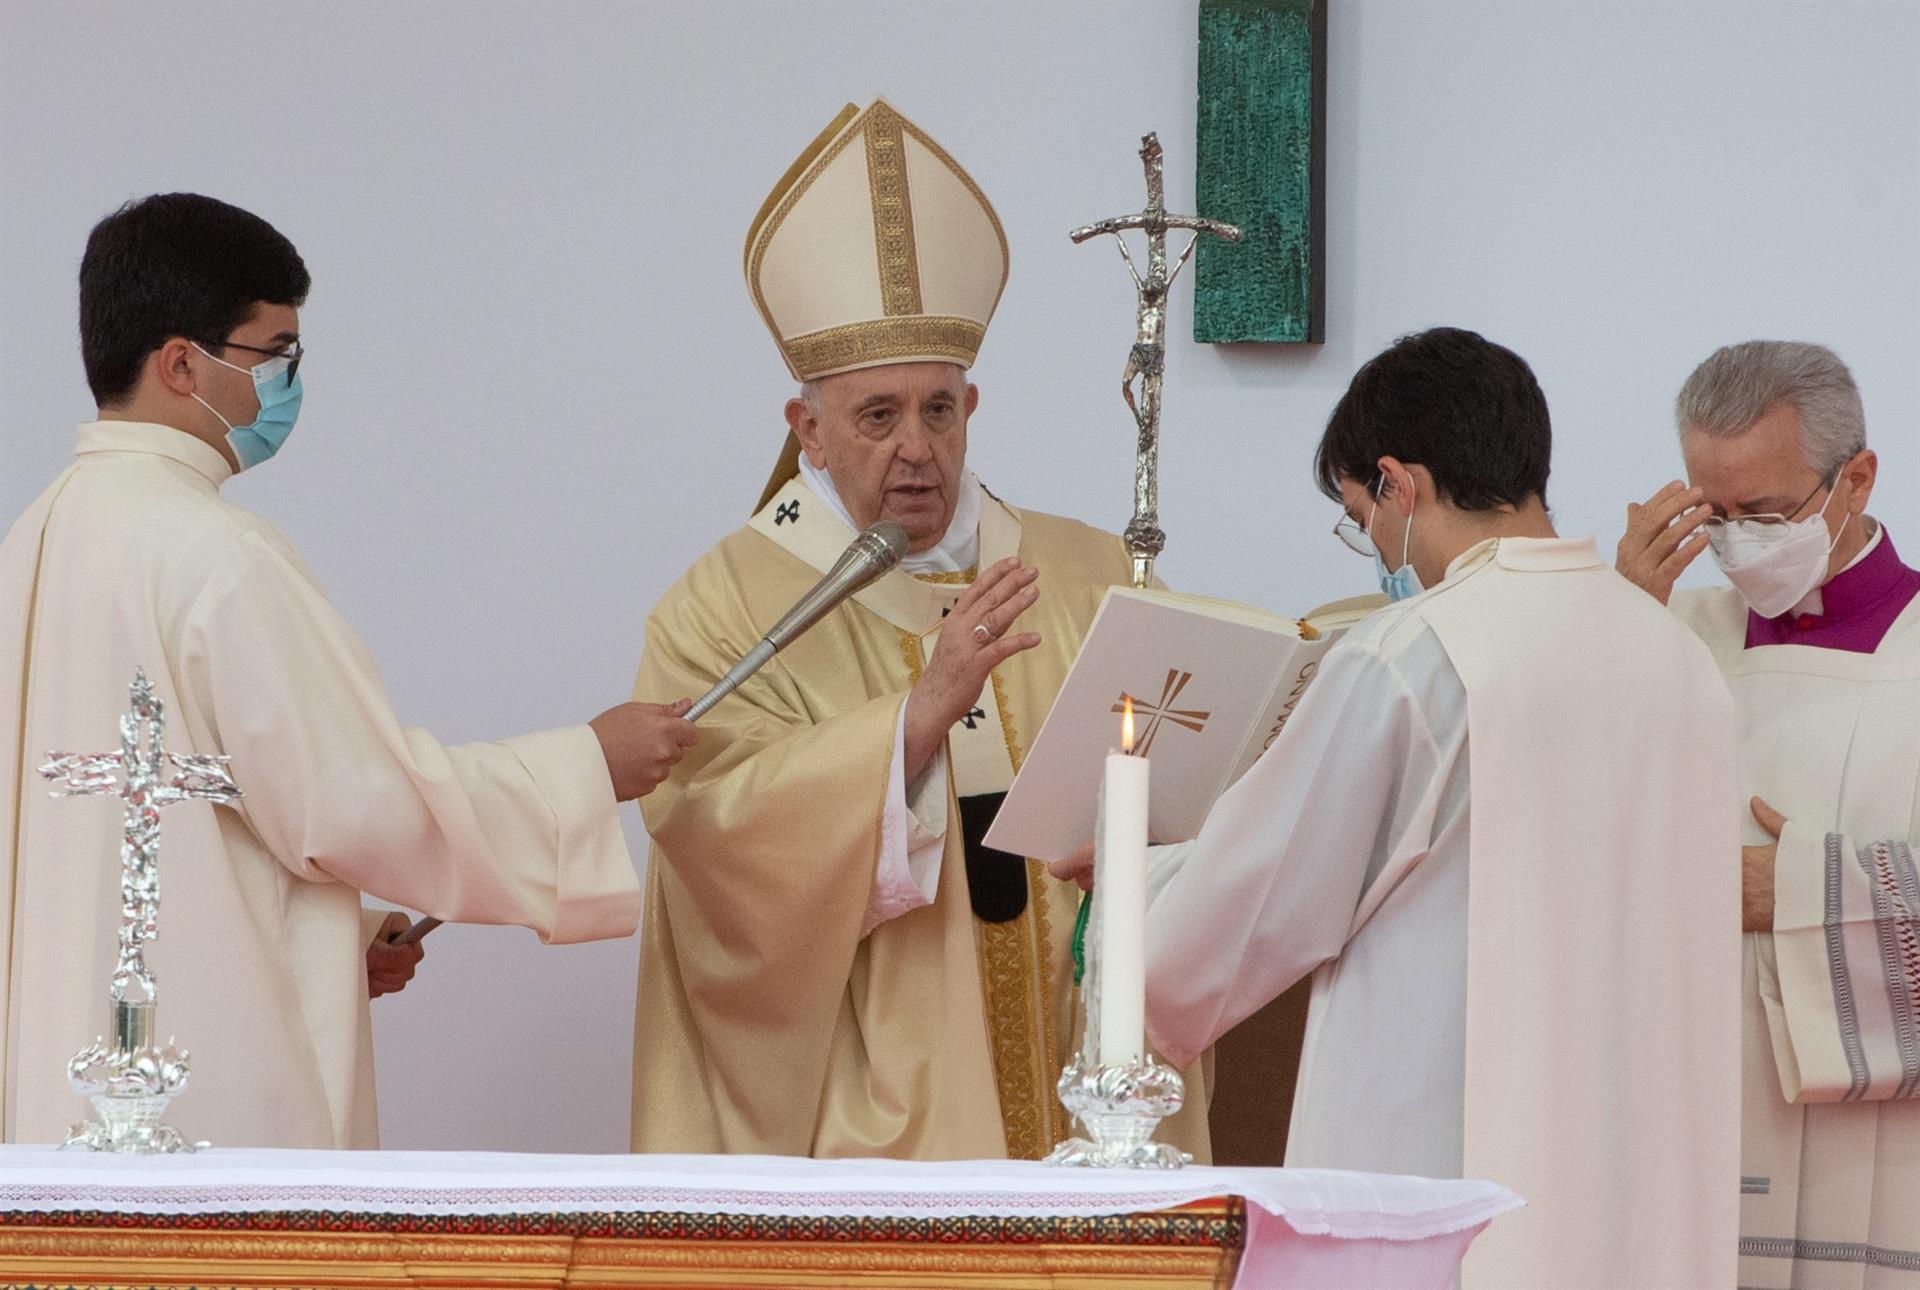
[1673,587,1920,1288]
[1146,538,1742,1289]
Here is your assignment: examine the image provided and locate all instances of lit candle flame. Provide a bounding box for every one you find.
[1121,695,1136,755]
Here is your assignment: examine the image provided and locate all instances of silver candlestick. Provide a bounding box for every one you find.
[1046,788,1190,1170]
[1071,132,1241,589]
[41,669,241,1153]
[1047,1052,1190,1169]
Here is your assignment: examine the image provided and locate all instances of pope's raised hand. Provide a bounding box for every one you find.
[1616,480,1712,606]
[903,558,1042,777]
[590,698,698,801]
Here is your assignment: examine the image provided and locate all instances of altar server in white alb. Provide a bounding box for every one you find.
[1617,341,1920,1289]
[0,193,696,1149]
[1060,329,1744,1287]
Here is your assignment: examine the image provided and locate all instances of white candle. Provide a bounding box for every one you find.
[1096,707,1149,1067]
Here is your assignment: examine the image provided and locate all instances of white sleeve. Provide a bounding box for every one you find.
[1146,841,1194,910]
[861,710,951,937]
[1145,635,1451,1068]
[186,530,639,945]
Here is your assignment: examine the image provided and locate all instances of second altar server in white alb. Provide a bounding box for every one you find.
[1057,327,1742,1289]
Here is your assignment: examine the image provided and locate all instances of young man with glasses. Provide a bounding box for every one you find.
[1616,340,1920,1288]
[1060,327,1743,1287]
[0,193,696,1149]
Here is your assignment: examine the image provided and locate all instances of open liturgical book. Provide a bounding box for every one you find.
[984,587,1385,862]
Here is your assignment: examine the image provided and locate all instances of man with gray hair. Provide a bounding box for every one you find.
[1617,339,1920,1287]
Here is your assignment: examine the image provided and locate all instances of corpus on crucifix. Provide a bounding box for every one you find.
[1070,133,1241,589]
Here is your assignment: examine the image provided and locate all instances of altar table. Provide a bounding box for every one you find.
[0,1147,1518,1288]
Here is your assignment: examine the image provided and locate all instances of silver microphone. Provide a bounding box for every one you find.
[397,520,913,945]
[686,520,910,721]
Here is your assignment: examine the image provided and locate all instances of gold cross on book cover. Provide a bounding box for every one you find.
[985,587,1384,862]
[1113,670,1212,756]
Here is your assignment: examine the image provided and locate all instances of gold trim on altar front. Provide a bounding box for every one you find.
[0,1199,1242,1289]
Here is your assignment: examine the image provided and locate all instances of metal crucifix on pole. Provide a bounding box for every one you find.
[1070,133,1241,589]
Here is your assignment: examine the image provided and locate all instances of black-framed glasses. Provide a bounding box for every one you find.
[217,338,303,386]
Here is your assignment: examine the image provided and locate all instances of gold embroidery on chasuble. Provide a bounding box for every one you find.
[749,477,1065,1157]
[904,571,1068,1160]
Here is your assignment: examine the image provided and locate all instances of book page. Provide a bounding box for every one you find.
[1304,591,1389,633]
[1116,586,1309,634]
[985,588,1300,861]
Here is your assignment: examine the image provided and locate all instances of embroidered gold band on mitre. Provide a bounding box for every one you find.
[784,318,986,383]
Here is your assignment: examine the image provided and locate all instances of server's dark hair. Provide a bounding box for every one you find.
[1314,327,1551,511]
[79,193,309,404]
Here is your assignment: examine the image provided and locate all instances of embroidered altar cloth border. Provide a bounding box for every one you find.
[0,1148,1517,1243]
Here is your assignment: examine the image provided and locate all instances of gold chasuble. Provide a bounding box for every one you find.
[629,474,1212,1161]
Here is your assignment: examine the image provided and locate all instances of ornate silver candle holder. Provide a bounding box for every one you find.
[41,670,240,1153]
[63,1001,199,1153]
[1046,1052,1191,1170]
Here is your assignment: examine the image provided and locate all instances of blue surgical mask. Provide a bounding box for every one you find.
[1367,483,1424,602]
[191,343,303,470]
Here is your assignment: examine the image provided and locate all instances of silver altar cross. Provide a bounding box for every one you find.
[43,670,242,1006]
[1071,133,1241,588]
[41,669,241,1152]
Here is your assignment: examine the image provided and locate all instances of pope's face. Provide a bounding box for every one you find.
[791,362,978,553]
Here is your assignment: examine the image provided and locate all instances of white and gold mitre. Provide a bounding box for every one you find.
[745,98,1010,384]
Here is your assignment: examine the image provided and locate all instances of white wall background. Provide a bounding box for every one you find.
[2,0,1914,1152]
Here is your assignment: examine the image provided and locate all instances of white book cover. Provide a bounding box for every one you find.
[984,588,1381,861]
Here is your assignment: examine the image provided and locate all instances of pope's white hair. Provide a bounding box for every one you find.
[1675,340,1866,479]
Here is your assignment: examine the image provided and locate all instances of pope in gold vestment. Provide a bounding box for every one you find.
[630,472,1210,1161]
[628,97,1208,1161]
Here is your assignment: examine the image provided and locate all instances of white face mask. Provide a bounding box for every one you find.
[1707,486,1848,619]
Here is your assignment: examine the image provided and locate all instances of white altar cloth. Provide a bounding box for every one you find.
[0,1147,1520,1288]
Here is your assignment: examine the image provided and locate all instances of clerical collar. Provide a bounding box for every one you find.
[796,456,982,575]
[1442,535,1601,581]
[1745,522,1920,655]
[75,420,233,489]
